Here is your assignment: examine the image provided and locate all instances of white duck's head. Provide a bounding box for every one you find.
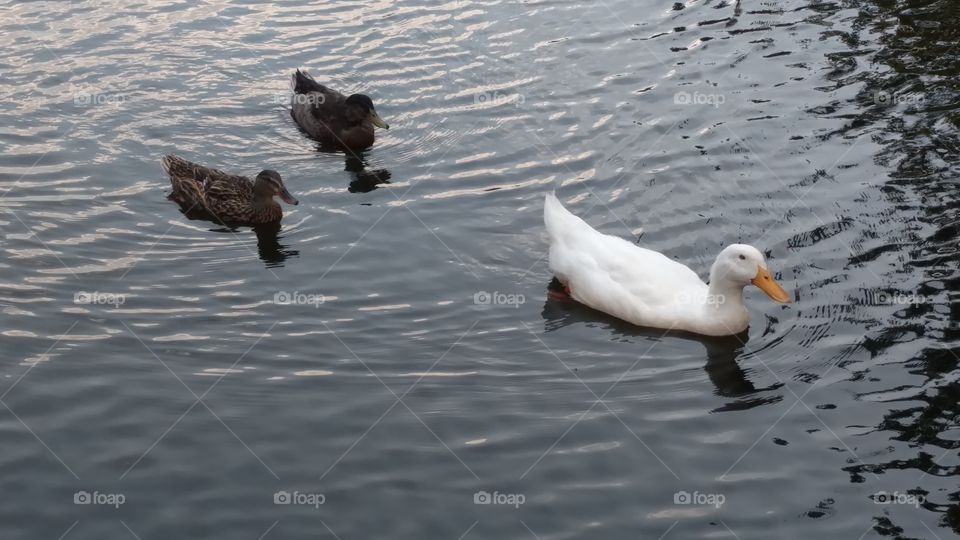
[709,244,791,303]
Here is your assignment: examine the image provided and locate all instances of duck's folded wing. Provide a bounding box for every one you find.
[578,235,688,309]
[161,155,231,183]
[600,236,706,308]
[203,176,252,202]
[291,69,330,94]
[559,238,706,328]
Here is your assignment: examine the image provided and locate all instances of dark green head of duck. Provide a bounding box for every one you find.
[345,94,389,130]
[254,170,298,205]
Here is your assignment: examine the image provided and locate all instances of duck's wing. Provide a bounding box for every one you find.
[291,69,346,105]
[199,174,254,223]
[162,155,252,212]
[161,155,236,184]
[544,193,707,325]
[202,170,253,205]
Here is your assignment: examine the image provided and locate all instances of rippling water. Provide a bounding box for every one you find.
[1,0,958,538]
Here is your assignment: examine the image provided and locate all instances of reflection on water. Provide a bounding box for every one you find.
[253,222,299,268]
[175,204,299,268]
[833,0,960,535]
[541,278,783,406]
[344,154,392,193]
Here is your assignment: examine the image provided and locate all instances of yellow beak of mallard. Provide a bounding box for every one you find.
[751,266,791,303]
[368,110,389,130]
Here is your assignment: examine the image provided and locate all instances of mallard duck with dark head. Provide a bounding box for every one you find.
[162,155,298,225]
[290,69,389,151]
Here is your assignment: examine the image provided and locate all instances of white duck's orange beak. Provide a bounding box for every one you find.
[751,266,791,303]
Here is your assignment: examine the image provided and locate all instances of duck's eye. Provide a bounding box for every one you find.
[738,254,746,260]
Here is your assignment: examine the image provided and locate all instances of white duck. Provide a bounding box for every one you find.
[544,193,790,336]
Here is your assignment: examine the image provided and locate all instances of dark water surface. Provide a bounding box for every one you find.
[1,0,958,538]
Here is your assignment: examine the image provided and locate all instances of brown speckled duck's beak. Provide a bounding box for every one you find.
[279,186,299,205]
[368,110,389,130]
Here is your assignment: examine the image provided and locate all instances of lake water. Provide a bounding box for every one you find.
[1,0,958,538]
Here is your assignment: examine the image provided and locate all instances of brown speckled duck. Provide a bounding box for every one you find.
[162,155,298,225]
[290,69,389,150]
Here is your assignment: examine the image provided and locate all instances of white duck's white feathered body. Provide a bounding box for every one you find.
[544,193,762,336]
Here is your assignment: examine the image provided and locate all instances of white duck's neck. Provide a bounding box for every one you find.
[706,279,746,311]
[699,270,750,334]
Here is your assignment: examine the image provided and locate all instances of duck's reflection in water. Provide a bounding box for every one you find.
[343,154,391,193]
[252,222,299,268]
[540,278,782,407]
[200,222,299,268]
[310,144,391,193]
[176,202,299,268]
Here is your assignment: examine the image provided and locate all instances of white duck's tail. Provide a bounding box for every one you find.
[544,192,592,245]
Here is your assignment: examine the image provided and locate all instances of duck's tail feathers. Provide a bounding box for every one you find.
[163,156,205,207]
[544,192,571,241]
[544,191,595,242]
[552,175,563,193]
[291,69,326,94]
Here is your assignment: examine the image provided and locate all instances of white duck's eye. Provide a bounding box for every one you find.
[738,254,746,260]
